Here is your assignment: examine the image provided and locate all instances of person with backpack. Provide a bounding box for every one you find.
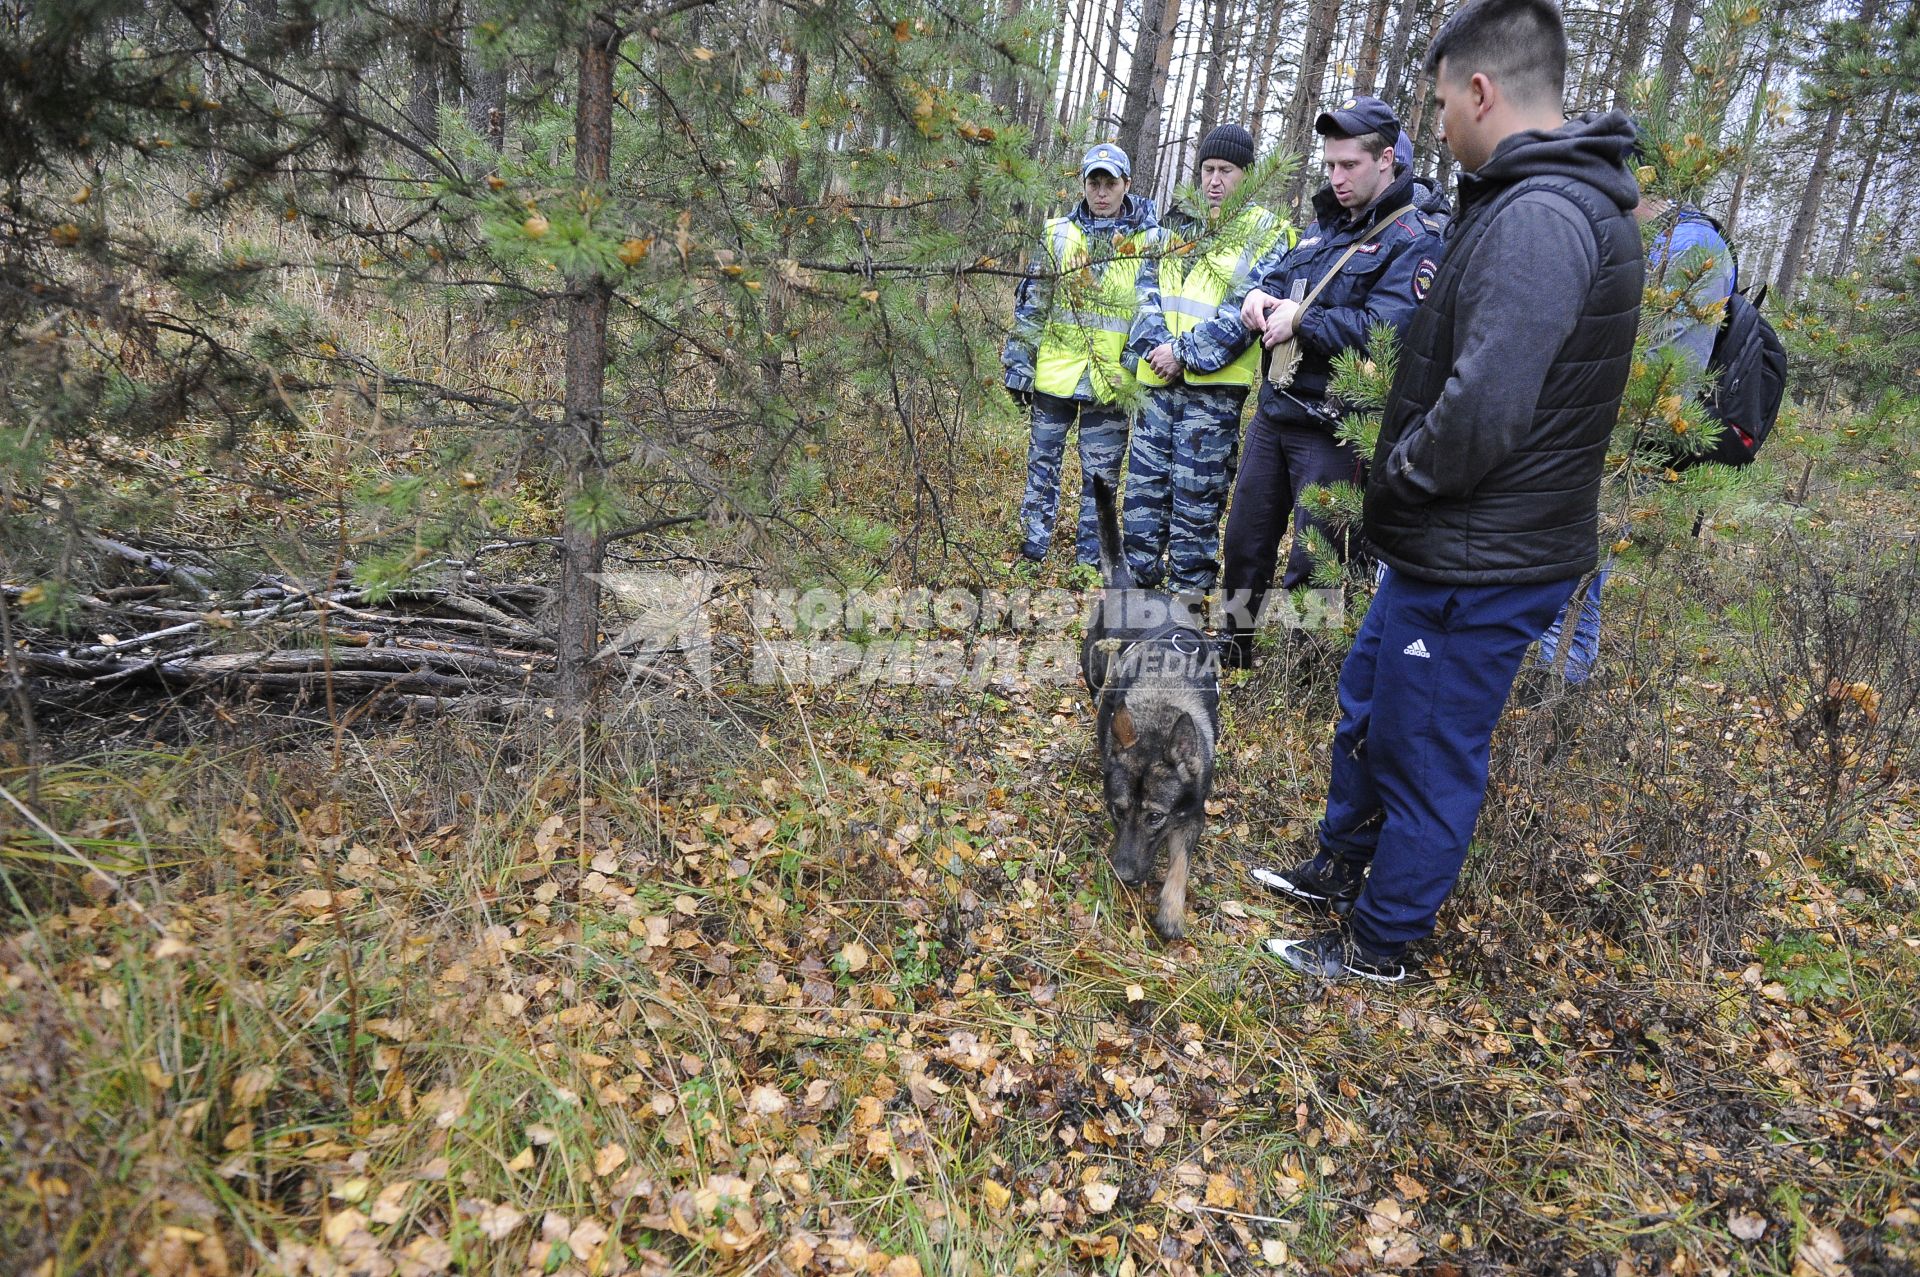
[1120,124,1293,601]
[1004,143,1159,572]
[1534,138,1786,683]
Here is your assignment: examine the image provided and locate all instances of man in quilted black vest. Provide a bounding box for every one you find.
[1252,0,1646,983]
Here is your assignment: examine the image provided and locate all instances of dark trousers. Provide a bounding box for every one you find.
[1318,567,1580,953]
[1219,389,1361,647]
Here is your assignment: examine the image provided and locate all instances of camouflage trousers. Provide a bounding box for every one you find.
[1120,384,1247,593]
[1019,391,1130,565]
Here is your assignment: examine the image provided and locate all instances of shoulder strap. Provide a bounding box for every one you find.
[1298,203,1417,315]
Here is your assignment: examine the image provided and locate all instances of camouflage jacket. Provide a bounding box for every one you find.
[1124,200,1292,377]
[1004,192,1160,397]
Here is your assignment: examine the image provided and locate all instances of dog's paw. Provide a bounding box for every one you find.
[1152,909,1187,942]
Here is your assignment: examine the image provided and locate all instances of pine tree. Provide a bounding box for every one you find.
[1,0,1057,718]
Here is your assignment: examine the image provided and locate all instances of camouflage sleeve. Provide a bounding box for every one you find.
[1170,302,1255,374]
[1126,233,1175,373]
[1002,230,1051,392]
[1294,222,1436,360]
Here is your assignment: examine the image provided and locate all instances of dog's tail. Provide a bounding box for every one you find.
[1092,477,1133,589]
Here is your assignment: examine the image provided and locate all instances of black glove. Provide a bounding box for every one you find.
[1007,386,1034,410]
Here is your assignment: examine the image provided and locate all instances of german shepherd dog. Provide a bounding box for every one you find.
[1080,480,1221,940]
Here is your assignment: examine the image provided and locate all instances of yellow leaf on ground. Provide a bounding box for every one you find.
[982,1179,1012,1212]
[594,1143,628,1177]
[1083,1181,1119,1213]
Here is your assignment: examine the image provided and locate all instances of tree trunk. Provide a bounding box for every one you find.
[1611,0,1656,111]
[1654,0,1696,98]
[1777,0,1886,293]
[1354,0,1393,96]
[408,0,443,148]
[1118,0,1183,177]
[1248,0,1289,142]
[554,15,619,717]
[1098,0,1126,132]
[1376,0,1422,105]
[1283,0,1345,208]
[1058,0,1092,124]
[1724,24,1782,238]
[1830,89,1895,274]
[1196,0,1232,144]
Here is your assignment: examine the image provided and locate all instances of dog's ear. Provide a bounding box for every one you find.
[1171,711,1202,779]
[1111,704,1138,750]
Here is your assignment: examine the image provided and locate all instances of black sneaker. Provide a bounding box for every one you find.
[1264,928,1407,984]
[1250,851,1364,916]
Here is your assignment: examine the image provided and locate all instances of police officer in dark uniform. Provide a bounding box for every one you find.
[1217,96,1444,668]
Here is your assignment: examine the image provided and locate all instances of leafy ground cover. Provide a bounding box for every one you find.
[5,416,1919,1277]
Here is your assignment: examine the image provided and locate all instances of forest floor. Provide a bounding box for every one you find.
[4,413,1919,1277]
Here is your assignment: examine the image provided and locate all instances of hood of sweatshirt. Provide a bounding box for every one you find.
[1411,174,1451,217]
[1458,110,1641,216]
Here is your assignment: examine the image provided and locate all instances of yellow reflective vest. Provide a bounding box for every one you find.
[1137,204,1292,389]
[1032,218,1153,403]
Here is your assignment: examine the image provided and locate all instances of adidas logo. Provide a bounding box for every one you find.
[1402,638,1432,659]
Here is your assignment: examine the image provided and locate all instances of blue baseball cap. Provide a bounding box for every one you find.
[1079,142,1132,181]
[1315,95,1401,143]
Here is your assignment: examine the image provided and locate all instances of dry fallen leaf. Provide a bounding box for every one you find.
[746,1084,789,1116]
[840,941,870,972]
[230,1066,275,1109]
[593,1143,628,1177]
[1729,1212,1768,1241]
[1083,1181,1120,1213]
[1794,1225,1849,1277]
[473,1202,525,1241]
[982,1179,1012,1212]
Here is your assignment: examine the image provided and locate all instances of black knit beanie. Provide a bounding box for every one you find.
[1197,124,1255,172]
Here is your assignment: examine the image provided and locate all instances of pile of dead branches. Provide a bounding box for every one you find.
[4,536,555,707]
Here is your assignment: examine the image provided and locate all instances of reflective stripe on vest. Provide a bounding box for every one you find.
[1138,205,1289,390]
[1033,217,1148,402]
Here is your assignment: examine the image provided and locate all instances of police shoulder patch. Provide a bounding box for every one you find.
[1412,257,1438,300]
[1354,241,1382,255]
